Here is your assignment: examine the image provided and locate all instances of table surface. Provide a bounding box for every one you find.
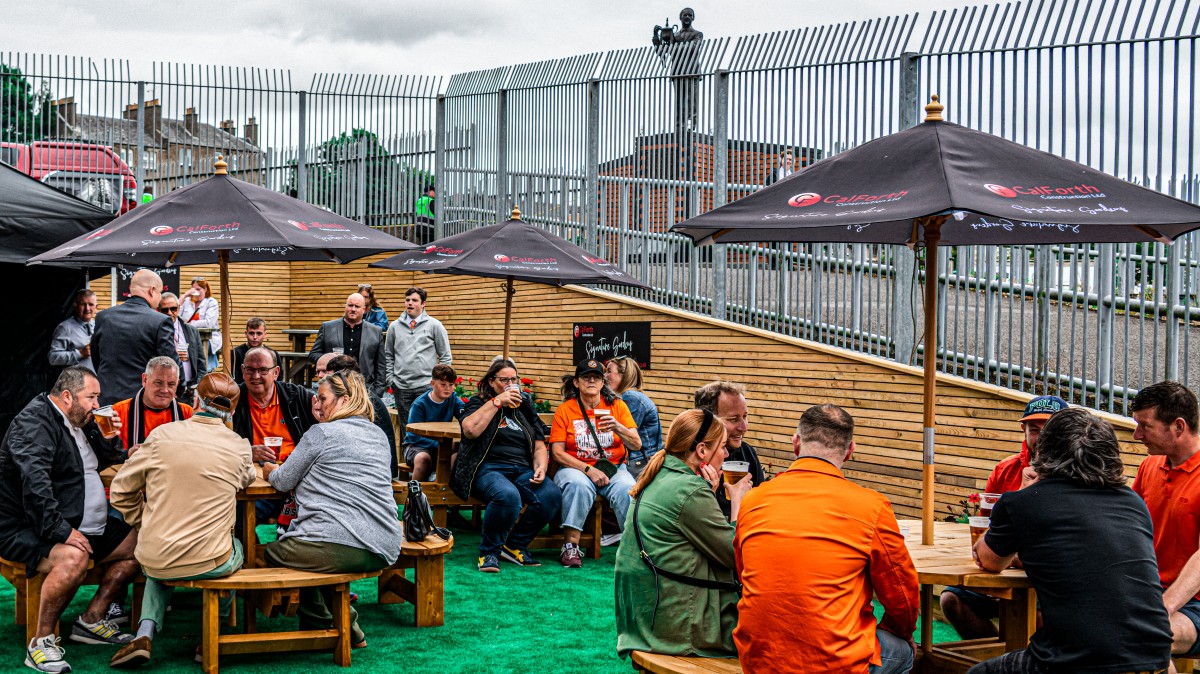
[101,464,283,499]
[281,328,318,335]
[403,420,461,440]
[900,520,1030,589]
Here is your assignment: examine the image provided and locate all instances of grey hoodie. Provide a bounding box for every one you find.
[384,312,452,391]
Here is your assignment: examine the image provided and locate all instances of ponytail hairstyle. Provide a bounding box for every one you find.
[630,409,727,499]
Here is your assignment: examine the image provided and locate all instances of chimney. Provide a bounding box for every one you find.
[218,119,235,134]
[184,107,199,135]
[142,99,162,139]
[243,117,258,147]
[52,97,77,137]
[123,103,138,121]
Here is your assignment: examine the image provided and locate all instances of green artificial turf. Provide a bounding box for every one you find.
[0,523,962,673]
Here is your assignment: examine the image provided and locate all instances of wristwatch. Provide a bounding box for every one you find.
[584,465,592,474]
[493,398,502,408]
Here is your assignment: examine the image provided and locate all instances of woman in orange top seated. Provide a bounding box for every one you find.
[548,358,642,568]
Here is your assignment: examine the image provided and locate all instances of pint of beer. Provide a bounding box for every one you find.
[94,406,118,439]
[722,461,750,485]
[968,516,991,546]
[979,493,1001,517]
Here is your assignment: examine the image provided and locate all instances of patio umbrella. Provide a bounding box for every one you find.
[672,96,1200,545]
[370,207,648,358]
[28,157,417,373]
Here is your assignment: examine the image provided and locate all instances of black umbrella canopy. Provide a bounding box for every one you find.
[371,211,647,288]
[0,163,113,264]
[372,208,646,357]
[672,99,1200,246]
[28,160,416,267]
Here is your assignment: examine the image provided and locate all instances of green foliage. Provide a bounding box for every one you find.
[0,64,52,143]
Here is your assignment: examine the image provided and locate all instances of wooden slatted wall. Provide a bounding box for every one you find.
[87,256,1144,520]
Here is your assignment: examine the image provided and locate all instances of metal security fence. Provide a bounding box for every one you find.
[5,0,1200,414]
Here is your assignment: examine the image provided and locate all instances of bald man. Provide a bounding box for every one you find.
[308,292,387,397]
[92,270,180,406]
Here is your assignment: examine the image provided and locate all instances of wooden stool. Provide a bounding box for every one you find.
[0,556,144,643]
[377,531,454,627]
[165,567,380,674]
[631,651,742,673]
[1176,658,1196,673]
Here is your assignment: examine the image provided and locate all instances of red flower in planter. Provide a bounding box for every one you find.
[455,377,463,384]
[521,377,533,386]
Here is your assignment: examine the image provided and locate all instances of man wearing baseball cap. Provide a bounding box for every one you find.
[940,394,1069,640]
[108,373,256,668]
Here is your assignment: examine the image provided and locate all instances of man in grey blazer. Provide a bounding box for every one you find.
[308,293,387,397]
[92,270,180,406]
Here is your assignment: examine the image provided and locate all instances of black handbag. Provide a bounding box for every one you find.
[403,480,451,542]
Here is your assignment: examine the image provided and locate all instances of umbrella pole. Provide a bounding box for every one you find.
[920,217,944,546]
[219,250,232,375]
[502,277,514,360]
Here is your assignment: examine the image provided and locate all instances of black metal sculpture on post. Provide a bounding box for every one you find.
[652,8,704,133]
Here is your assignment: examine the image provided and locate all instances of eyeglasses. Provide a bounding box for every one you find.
[159,306,180,314]
[495,376,519,385]
[243,366,276,377]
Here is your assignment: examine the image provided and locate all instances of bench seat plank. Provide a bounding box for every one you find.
[631,651,743,674]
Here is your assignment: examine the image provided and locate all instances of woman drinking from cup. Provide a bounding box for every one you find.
[615,409,752,659]
[451,358,562,573]
[548,358,642,568]
[180,277,221,371]
[260,369,401,648]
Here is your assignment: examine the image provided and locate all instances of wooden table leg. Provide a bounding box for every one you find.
[1000,587,1036,653]
[202,589,220,674]
[332,583,351,667]
[241,502,257,570]
[920,584,934,655]
[413,556,444,627]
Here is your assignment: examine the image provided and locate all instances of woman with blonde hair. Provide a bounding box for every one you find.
[604,356,662,478]
[181,276,221,370]
[261,369,401,648]
[614,409,752,660]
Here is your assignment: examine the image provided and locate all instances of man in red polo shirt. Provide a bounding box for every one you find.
[1131,381,1200,660]
[113,357,193,456]
[940,394,1068,639]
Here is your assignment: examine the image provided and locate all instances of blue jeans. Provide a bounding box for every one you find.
[470,463,563,557]
[870,628,914,674]
[554,464,635,532]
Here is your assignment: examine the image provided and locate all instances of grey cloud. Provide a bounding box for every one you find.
[239,0,517,47]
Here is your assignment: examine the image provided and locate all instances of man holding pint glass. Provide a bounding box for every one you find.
[0,367,140,672]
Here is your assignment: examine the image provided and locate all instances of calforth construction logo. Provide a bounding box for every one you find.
[985,183,1104,200]
[789,191,908,207]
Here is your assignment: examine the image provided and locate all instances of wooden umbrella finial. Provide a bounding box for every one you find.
[511,205,522,220]
[214,155,228,175]
[924,94,944,123]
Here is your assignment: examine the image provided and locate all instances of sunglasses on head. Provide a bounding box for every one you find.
[192,276,205,283]
[358,284,372,290]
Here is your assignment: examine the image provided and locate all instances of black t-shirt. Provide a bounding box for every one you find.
[484,410,532,468]
[715,439,765,520]
[984,478,1172,672]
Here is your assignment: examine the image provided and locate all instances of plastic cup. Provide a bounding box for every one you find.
[979,492,1001,517]
[263,436,283,459]
[899,523,912,539]
[94,406,117,439]
[332,347,344,355]
[506,383,522,408]
[722,460,750,485]
[968,516,991,546]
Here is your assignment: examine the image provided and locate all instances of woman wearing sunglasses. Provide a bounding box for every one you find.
[261,369,401,649]
[614,408,752,661]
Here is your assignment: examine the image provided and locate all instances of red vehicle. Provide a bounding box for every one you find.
[0,141,138,214]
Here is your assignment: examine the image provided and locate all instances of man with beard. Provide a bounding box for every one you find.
[0,367,138,672]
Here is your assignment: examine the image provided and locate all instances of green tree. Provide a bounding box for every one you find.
[0,65,51,143]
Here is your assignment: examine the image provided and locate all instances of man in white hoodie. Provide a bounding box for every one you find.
[384,287,452,435]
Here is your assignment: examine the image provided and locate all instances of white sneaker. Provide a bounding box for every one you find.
[600,533,623,546]
[25,635,71,673]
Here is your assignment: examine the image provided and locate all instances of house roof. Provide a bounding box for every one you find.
[61,112,260,152]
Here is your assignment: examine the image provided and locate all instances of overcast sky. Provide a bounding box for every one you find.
[5,0,977,83]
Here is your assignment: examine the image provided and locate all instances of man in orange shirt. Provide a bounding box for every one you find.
[1131,381,1200,660]
[735,404,918,674]
[113,357,193,456]
[231,347,316,526]
[941,394,1068,638]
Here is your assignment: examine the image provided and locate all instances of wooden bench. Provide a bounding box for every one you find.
[631,651,742,673]
[0,556,144,643]
[1178,658,1196,673]
[165,567,380,674]
[377,531,454,627]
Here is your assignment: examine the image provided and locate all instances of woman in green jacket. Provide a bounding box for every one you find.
[614,408,754,659]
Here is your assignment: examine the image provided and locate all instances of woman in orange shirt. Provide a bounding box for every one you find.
[549,358,642,568]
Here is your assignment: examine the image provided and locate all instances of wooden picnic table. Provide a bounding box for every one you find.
[901,520,1035,674]
[101,464,286,569]
[281,328,319,353]
[280,328,319,384]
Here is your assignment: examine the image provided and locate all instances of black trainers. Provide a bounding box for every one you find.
[500,545,541,567]
[68,617,133,645]
[104,602,129,626]
[477,554,500,573]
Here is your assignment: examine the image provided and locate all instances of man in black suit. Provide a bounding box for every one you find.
[156,292,206,404]
[307,293,387,398]
[92,269,179,406]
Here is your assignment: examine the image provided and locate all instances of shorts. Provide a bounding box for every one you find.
[403,443,433,466]
[942,585,1000,620]
[0,515,132,571]
[1178,598,1200,657]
